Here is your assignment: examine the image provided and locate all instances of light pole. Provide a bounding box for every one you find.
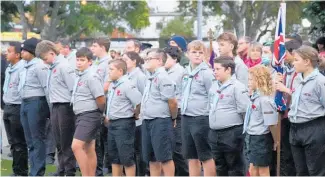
[197,0,203,40]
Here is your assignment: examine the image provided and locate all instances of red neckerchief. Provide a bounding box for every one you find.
[246,58,262,68]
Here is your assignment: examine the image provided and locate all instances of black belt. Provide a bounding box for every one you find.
[22,96,46,102]
[76,109,100,117]
[212,124,243,132]
[52,102,70,106]
[5,103,20,106]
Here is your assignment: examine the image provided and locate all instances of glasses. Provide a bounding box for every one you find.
[143,57,160,62]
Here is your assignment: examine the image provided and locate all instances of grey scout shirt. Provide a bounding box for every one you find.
[72,69,104,115]
[48,55,76,103]
[92,55,110,84]
[167,63,185,108]
[107,76,142,120]
[246,95,278,135]
[140,67,176,120]
[234,56,249,86]
[19,58,48,99]
[288,72,325,123]
[181,64,215,116]
[3,60,25,104]
[128,67,146,94]
[209,77,249,130]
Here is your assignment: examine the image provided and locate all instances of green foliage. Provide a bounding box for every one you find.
[303,1,325,34]
[160,16,194,38]
[1,1,18,31]
[13,0,150,40]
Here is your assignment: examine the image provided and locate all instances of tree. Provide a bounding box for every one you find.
[178,1,306,41]
[303,1,325,37]
[13,0,150,41]
[1,1,19,31]
[160,16,194,38]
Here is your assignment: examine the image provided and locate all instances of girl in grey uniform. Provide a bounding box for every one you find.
[284,46,325,175]
[122,51,147,176]
[244,65,278,176]
[209,56,249,176]
[71,47,106,176]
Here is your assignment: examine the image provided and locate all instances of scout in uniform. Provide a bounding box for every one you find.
[278,46,325,176]
[18,37,50,176]
[217,32,249,86]
[208,56,249,176]
[104,59,142,176]
[164,46,189,176]
[273,38,302,176]
[54,39,77,69]
[91,37,112,176]
[243,65,278,176]
[35,40,77,176]
[141,49,178,176]
[122,51,147,176]
[2,42,28,176]
[71,47,106,176]
[181,40,216,176]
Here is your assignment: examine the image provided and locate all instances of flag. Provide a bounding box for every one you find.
[209,50,215,68]
[273,3,287,112]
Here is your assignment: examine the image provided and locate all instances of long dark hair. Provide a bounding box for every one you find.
[123,51,144,70]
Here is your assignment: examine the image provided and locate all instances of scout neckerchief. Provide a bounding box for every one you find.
[105,75,129,118]
[141,67,165,104]
[243,91,260,134]
[18,58,40,92]
[92,55,110,71]
[291,69,319,121]
[181,62,206,115]
[46,56,62,89]
[3,60,24,93]
[209,78,234,115]
[70,68,90,104]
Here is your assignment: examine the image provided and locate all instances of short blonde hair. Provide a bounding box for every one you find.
[249,65,274,96]
[35,40,60,59]
[293,45,319,68]
[187,40,206,52]
[216,32,238,55]
[248,42,263,58]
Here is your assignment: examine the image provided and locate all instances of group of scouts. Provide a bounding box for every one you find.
[2,32,325,177]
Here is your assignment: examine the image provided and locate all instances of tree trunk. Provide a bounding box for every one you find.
[14,1,29,40]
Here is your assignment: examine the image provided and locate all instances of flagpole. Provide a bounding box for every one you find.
[276,1,285,176]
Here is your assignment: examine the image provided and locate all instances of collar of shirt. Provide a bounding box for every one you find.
[297,69,319,84]
[112,75,129,89]
[95,55,110,65]
[25,58,40,68]
[217,77,235,89]
[128,67,141,79]
[148,67,165,80]
[167,63,181,74]
[76,68,90,77]
[66,50,76,60]
[7,60,24,73]
[250,90,261,102]
[49,55,64,70]
[187,61,208,75]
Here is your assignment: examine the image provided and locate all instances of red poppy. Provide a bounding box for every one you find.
[53,69,57,73]
[219,94,224,99]
[194,74,199,80]
[154,78,158,83]
[78,82,83,86]
[252,104,256,109]
[116,90,121,96]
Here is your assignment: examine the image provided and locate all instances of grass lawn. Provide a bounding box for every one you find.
[0,159,82,176]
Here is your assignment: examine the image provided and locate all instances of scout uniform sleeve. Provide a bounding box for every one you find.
[236,64,249,86]
[316,78,325,108]
[126,84,142,106]
[36,64,49,90]
[89,74,104,98]
[137,74,146,94]
[61,66,76,92]
[202,69,215,92]
[234,84,249,113]
[159,76,176,101]
[261,97,278,126]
